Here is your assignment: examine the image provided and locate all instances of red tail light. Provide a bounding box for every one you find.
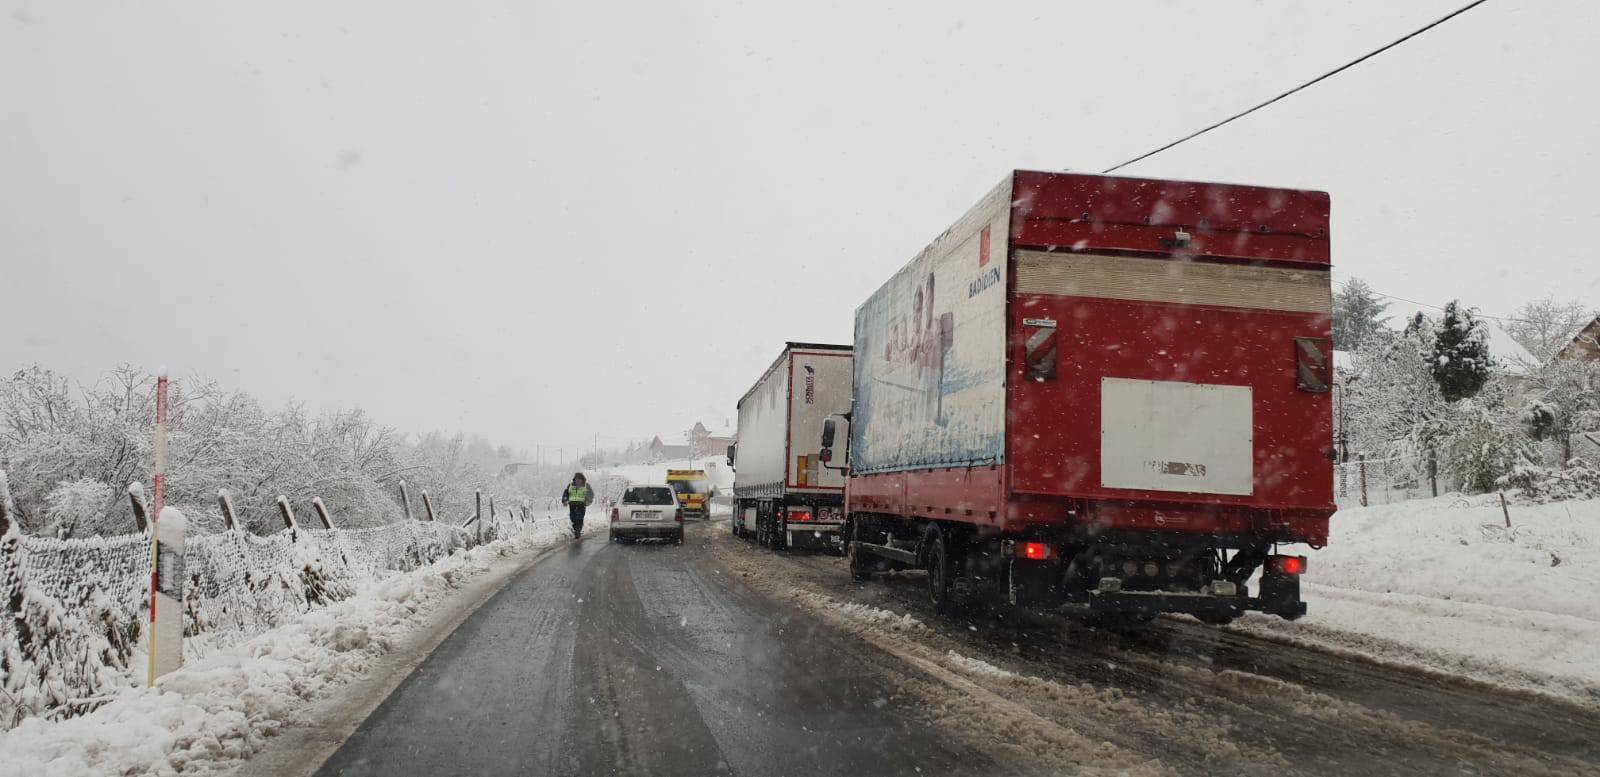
[791,510,812,522]
[1272,555,1306,576]
[611,508,619,523]
[675,508,684,523]
[1017,542,1053,560]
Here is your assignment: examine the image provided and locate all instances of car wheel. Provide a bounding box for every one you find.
[675,531,684,545]
[926,530,953,612]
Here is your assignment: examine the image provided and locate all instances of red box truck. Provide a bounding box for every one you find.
[821,170,1333,622]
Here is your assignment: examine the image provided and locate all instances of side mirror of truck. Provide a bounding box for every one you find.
[821,419,836,448]
[726,444,736,467]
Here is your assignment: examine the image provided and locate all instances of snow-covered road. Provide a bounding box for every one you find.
[312,520,989,777]
[706,520,1600,776]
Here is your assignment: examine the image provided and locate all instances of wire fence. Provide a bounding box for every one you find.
[0,507,533,728]
[1334,453,1452,508]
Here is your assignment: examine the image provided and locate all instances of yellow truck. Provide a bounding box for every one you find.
[666,469,712,519]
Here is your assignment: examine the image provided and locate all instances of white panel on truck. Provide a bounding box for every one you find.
[1100,378,1254,496]
[734,357,790,497]
[850,177,1012,474]
[787,349,853,492]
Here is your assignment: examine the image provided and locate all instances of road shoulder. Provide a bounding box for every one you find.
[230,536,577,777]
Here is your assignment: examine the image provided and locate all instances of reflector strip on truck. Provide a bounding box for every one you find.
[1014,251,1331,314]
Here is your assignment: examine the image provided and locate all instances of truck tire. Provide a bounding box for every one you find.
[772,513,788,552]
[847,519,873,581]
[926,531,954,612]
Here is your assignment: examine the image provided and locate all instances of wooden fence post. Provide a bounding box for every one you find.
[421,491,437,522]
[127,482,150,534]
[1500,492,1512,529]
[217,489,239,531]
[0,469,10,536]
[1428,448,1439,497]
[276,496,299,540]
[399,480,415,523]
[475,491,483,544]
[1358,454,1368,508]
[311,498,336,530]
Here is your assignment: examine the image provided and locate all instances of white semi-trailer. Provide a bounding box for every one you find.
[730,342,854,550]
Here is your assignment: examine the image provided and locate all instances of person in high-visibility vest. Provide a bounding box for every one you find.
[559,472,595,538]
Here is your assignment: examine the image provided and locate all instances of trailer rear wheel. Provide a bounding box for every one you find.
[847,519,873,581]
[926,531,954,612]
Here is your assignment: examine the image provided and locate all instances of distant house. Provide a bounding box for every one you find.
[647,436,692,462]
[689,421,734,458]
[1553,316,1600,363]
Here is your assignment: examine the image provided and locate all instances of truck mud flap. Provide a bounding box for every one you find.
[1009,559,1064,607]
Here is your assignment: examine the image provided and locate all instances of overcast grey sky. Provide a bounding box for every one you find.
[3,0,1596,457]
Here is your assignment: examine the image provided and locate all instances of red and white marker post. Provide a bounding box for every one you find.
[147,372,186,685]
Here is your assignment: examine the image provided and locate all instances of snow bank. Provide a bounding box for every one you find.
[1238,494,1600,703]
[0,518,574,777]
[944,651,1016,680]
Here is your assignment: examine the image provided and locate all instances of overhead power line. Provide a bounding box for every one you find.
[1332,278,1530,324]
[1101,0,1492,174]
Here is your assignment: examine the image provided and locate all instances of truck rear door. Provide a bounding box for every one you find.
[1003,172,1334,536]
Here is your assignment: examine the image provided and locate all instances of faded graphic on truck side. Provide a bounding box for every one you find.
[851,179,1010,474]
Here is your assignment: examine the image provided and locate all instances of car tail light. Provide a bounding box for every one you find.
[1016,541,1053,560]
[791,510,812,522]
[675,508,684,523]
[1272,555,1306,576]
[611,508,619,523]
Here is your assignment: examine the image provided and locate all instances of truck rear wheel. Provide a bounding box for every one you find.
[847,519,873,581]
[926,531,954,612]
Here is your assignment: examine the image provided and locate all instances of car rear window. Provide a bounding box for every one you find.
[624,487,676,505]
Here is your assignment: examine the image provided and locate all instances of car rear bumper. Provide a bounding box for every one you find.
[612,524,684,537]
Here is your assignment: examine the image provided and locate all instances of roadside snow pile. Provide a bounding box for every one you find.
[1237,494,1600,703]
[944,651,1015,680]
[0,520,572,777]
[801,594,926,633]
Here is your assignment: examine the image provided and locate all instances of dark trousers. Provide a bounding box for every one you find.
[568,503,587,534]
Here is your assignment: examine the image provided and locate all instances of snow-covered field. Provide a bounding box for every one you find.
[1241,494,1600,704]
[0,514,583,777]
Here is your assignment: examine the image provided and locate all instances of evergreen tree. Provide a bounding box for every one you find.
[1332,278,1390,350]
[1430,301,1492,403]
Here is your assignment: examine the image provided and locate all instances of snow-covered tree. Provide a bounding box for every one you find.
[1332,278,1390,350]
[1345,326,1444,457]
[0,365,541,535]
[1430,301,1492,403]
[1505,297,1599,363]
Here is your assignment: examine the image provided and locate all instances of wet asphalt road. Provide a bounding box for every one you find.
[315,526,992,777]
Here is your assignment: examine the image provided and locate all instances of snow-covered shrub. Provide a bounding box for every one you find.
[40,478,116,538]
[1414,403,1539,494]
[1499,459,1600,503]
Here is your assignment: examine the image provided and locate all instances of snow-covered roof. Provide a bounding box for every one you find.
[1378,302,1537,376]
[1481,320,1537,375]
